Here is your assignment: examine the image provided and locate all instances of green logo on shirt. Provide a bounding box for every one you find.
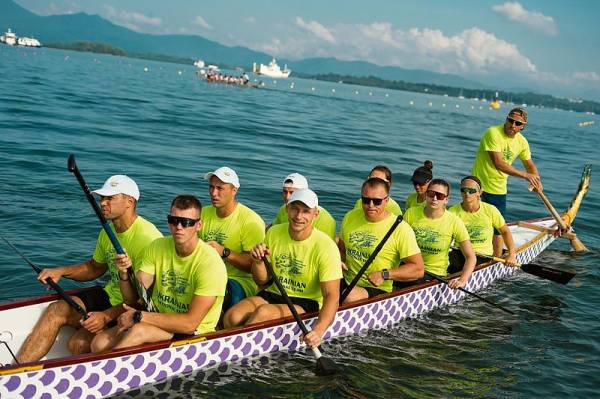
[349,231,377,249]
[274,253,304,275]
[160,268,189,295]
[204,229,228,245]
[502,147,514,162]
[467,224,485,243]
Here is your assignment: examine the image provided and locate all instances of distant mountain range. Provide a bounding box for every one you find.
[1,0,485,89]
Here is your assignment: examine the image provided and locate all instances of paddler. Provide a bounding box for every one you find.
[352,165,403,215]
[405,160,433,210]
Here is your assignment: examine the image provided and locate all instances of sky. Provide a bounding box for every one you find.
[15,0,600,99]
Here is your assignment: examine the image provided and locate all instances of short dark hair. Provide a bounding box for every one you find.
[171,195,202,213]
[428,178,450,195]
[369,165,392,184]
[362,177,390,194]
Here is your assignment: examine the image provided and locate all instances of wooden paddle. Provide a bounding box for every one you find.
[1,235,88,319]
[339,215,403,304]
[472,251,575,285]
[535,190,588,252]
[67,154,155,311]
[424,271,514,315]
[262,256,338,376]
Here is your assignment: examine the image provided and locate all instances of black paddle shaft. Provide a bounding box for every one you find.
[339,215,403,304]
[1,236,88,319]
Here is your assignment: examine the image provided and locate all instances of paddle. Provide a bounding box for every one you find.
[339,215,403,304]
[262,256,338,376]
[424,271,514,315]
[473,251,575,285]
[1,235,88,319]
[534,190,588,252]
[67,154,154,311]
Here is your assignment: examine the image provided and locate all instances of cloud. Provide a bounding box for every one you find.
[572,71,600,82]
[104,6,161,32]
[492,2,558,36]
[193,16,213,30]
[250,20,536,76]
[242,16,256,24]
[295,17,336,44]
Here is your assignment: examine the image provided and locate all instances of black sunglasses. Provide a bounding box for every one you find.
[426,190,448,200]
[506,117,526,127]
[167,215,199,227]
[460,187,478,194]
[361,196,388,206]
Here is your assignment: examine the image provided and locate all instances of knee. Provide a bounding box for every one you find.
[90,332,110,353]
[248,305,273,324]
[67,333,91,355]
[223,306,244,329]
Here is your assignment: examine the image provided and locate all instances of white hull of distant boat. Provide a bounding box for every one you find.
[253,58,291,78]
[0,28,41,47]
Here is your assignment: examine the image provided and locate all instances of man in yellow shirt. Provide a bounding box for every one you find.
[17,175,162,363]
[223,189,341,349]
[200,167,265,310]
[471,107,543,254]
[270,172,336,240]
[340,177,424,303]
[90,195,227,351]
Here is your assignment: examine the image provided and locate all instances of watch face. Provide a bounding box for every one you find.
[222,248,230,258]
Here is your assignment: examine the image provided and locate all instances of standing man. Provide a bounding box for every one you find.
[471,107,543,255]
[223,189,341,349]
[91,195,227,351]
[16,175,162,363]
[200,167,266,310]
[270,172,337,240]
[339,177,424,303]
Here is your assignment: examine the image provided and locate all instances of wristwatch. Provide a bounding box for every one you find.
[133,310,143,324]
[381,269,390,281]
[222,247,231,259]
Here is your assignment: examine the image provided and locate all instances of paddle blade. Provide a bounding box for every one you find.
[520,263,575,285]
[316,356,338,376]
[67,154,76,172]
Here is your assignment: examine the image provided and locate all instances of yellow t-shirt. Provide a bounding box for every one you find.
[200,203,265,298]
[404,207,470,276]
[353,196,403,216]
[449,202,505,256]
[340,209,421,293]
[139,237,227,335]
[265,224,342,307]
[471,124,532,194]
[404,192,425,210]
[93,216,163,306]
[272,205,337,240]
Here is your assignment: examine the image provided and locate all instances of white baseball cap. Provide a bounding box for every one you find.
[204,166,240,188]
[92,175,140,200]
[282,173,309,189]
[288,188,318,208]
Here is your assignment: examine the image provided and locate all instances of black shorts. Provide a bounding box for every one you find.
[257,290,320,314]
[74,287,112,312]
[447,248,490,275]
[340,279,386,299]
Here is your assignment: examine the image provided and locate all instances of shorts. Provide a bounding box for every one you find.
[447,248,490,274]
[257,290,320,314]
[340,278,386,299]
[481,192,507,236]
[223,279,247,312]
[74,287,112,312]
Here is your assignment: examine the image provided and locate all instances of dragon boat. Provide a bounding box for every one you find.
[0,166,590,399]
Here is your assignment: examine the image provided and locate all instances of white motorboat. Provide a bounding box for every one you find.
[252,58,291,78]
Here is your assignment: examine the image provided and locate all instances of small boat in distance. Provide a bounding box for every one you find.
[253,58,291,78]
[0,28,41,47]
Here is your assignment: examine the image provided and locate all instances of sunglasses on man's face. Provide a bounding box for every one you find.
[506,117,526,127]
[426,190,448,200]
[361,196,388,206]
[167,215,199,228]
[460,187,478,194]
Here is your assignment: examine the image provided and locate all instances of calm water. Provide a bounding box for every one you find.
[1,46,599,398]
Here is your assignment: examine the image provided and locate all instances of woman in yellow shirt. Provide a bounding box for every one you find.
[404,179,476,289]
[448,175,517,273]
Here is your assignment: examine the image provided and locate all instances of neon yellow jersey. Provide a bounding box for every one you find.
[340,209,420,293]
[265,224,342,307]
[92,216,162,306]
[471,124,532,194]
[200,203,265,298]
[404,206,470,276]
[405,192,425,210]
[139,237,227,335]
[272,205,337,240]
[449,202,505,256]
[353,196,402,216]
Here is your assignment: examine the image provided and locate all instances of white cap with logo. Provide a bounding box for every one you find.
[282,173,309,189]
[92,175,140,200]
[288,188,318,208]
[204,166,240,188]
